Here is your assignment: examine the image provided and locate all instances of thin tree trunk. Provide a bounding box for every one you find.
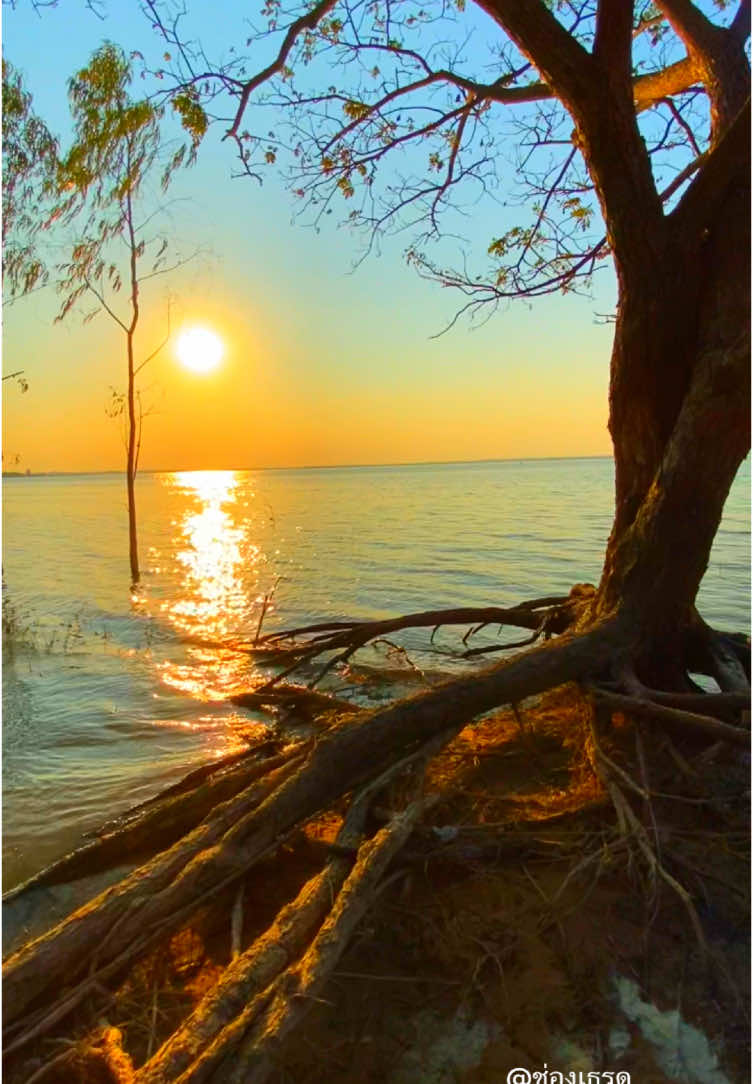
[125,181,140,586]
[127,328,139,585]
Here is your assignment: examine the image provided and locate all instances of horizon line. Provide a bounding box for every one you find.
[3,453,614,477]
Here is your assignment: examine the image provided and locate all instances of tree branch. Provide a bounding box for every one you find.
[138,248,200,284]
[226,0,341,140]
[670,96,750,232]
[662,95,702,156]
[473,0,596,118]
[319,71,452,156]
[730,0,751,44]
[83,278,129,332]
[656,0,723,55]
[134,299,172,375]
[657,148,708,203]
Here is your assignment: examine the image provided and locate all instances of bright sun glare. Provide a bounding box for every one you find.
[176,327,224,374]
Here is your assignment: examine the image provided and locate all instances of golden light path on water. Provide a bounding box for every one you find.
[154,470,264,713]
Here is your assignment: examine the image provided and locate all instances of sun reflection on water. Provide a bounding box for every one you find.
[168,471,253,640]
[156,470,260,703]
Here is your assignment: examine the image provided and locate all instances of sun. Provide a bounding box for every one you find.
[175,327,224,374]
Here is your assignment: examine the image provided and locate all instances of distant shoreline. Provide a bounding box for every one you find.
[2,454,615,479]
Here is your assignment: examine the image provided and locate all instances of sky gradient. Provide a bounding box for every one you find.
[2,1,617,472]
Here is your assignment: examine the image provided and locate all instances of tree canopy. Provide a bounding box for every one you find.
[142,0,749,318]
[137,0,750,675]
[53,41,203,323]
[2,59,58,299]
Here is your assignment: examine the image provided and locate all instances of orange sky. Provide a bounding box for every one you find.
[2,253,614,472]
[2,2,617,474]
[2,177,615,473]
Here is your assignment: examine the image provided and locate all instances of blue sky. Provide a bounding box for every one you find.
[2,0,618,471]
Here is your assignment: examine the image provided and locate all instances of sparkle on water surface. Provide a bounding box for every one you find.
[2,458,749,888]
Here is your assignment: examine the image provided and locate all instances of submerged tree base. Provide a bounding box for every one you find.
[2,589,750,1084]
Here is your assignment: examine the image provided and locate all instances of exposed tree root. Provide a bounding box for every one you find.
[22,1025,136,1084]
[590,688,750,747]
[623,688,748,718]
[244,598,575,690]
[5,617,621,1053]
[708,632,751,692]
[3,750,310,1035]
[137,730,449,1083]
[136,799,370,1083]
[3,590,750,1084]
[218,796,436,1084]
[230,685,361,720]
[2,741,296,899]
[586,712,710,955]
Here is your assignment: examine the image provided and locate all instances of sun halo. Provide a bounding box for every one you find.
[175,327,224,374]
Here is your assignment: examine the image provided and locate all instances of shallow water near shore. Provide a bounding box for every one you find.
[2,457,750,890]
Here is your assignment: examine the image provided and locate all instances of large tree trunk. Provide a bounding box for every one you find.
[591,102,750,675]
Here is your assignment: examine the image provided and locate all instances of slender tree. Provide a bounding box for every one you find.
[53,42,204,585]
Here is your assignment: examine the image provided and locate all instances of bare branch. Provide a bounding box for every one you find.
[656,147,708,203]
[474,0,595,118]
[662,95,702,155]
[226,0,341,140]
[138,247,200,284]
[81,277,129,333]
[134,298,173,375]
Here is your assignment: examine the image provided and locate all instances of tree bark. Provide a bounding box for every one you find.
[591,101,750,675]
[607,100,749,530]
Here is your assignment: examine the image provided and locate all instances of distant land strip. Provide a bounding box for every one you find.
[2,454,617,478]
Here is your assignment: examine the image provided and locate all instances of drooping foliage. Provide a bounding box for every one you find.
[2,60,59,299]
[53,41,201,325]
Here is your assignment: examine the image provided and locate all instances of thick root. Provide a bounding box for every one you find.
[196,796,436,1084]
[4,621,618,1034]
[136,799,369,1082]
[590,688,750,746]
[3,751,309,1036]
[3,742,293,900]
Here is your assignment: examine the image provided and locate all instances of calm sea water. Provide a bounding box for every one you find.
[2,458,750,889]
